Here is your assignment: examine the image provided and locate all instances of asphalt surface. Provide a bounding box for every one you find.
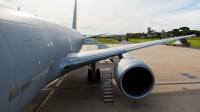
[23,43,200,112]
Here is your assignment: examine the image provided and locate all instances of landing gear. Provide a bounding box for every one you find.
[96,68,100,80]
[88,63,101,81]
[110,59,114,62]
[88,69,92,80]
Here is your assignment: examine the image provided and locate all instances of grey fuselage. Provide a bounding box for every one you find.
[0,5,82,112]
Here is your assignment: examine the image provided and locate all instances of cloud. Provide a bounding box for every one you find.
[79,25,100,30]
[0,0,199,34]
[198,3,200,7]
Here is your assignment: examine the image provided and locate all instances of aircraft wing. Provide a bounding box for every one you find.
[61,34,196,70]
[83,33,109,38]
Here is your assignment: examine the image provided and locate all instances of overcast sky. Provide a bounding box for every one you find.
[0,0,200,35]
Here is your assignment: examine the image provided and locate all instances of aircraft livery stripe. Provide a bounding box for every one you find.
[9,65,53,101]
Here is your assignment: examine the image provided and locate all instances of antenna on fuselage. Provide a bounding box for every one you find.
[72,0,77,30]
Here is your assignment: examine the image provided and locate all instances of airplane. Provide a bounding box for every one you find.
[172,38,191,47]
[0,1,196,112]
[166,38,191,47]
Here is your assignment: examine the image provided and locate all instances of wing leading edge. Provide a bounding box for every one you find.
[61,34,196,70]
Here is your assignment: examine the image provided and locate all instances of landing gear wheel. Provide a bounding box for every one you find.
[88,69,92,81]
[110,59,114,62]
[96,68,100,81]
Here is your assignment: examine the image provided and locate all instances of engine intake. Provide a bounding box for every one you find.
[114,57,155,99]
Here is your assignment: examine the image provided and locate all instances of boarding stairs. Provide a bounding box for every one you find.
[102,72,114,102]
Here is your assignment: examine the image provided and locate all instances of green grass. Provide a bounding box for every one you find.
[129,38,159,43]
[184,38,200,48]
[168,38,200,48]
[129,38,200,48]
[94,37,200,48]
[94,37,119,44]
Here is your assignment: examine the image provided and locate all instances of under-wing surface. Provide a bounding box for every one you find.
[0,1,196,112]
[173,38,191,47]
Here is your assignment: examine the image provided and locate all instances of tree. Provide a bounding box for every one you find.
[126,33,130,37]
[172,29,179,36]
[172,29,179,32]
[195,31,200,36]
[125,33,130,40]
[179,27,190,31]
[130,33,133,37]
[179,27,190,35]
[187,30,197,35]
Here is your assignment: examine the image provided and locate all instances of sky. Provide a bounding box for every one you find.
[0,0,200,35]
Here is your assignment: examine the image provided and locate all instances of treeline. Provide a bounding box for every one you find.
[166,27,200,37]
[125,27,200,39]
[125,33,148,39]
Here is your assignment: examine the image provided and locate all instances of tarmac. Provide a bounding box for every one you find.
[23,42,200,112]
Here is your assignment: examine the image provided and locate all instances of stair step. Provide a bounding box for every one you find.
[104,92,113,94]
[103,88,113,91]
[104,99,114,102]
[102,71,114,102]
[102,72,112,75]
[103,95,113,98]
[102,73,112,78]
[102,80,112,87]
[103,85,112,88]
[103,82,112,85]
[102,76,112,80]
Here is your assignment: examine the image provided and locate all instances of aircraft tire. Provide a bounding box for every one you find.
[110,59,114,62]
[88,69,92,81]
[96,68,100,80]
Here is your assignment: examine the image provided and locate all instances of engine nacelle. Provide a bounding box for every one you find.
[114,57,155,99]
[173,39,191,47]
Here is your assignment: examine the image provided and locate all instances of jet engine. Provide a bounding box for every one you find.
[114,55,155,99]
[173,38,191,47]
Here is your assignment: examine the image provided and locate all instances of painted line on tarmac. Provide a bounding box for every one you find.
[34,74,68,112]
[155,81,200,85]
